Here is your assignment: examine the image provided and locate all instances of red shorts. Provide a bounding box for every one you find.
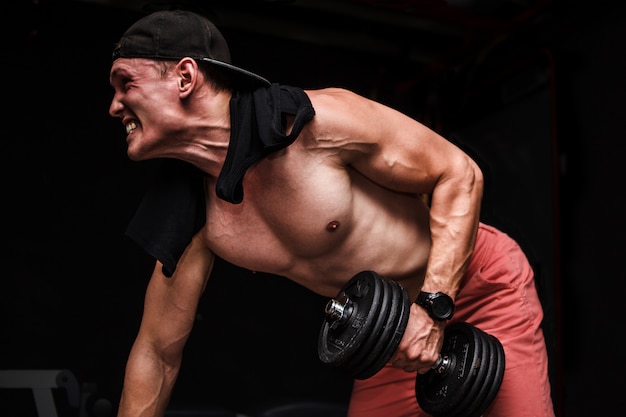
[348,223,555,417]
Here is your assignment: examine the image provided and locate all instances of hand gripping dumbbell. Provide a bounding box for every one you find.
[318,270,505,417]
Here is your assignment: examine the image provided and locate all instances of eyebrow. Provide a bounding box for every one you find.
[109,68,120,83]
[109,67,129,85]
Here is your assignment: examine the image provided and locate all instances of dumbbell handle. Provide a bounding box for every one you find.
[431,354,452,374]
[324,295,350,323]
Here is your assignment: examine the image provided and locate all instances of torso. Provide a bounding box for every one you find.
[203,89,432,298]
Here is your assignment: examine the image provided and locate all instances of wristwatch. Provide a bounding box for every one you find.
[415,291,455,321]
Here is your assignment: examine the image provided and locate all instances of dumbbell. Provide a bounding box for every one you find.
[318,270,505,417]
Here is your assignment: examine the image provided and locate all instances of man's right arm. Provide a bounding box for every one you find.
[118,233,215,417]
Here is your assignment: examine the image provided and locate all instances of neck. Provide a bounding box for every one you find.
[170,89,233,177]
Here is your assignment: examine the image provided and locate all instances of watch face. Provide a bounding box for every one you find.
[430,293,454,320]
[416,291,454,320]
[432,297,453,318]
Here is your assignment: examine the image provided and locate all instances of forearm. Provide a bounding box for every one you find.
[117,238,213,417]
[424,155,483,297]
[117,340,181,417]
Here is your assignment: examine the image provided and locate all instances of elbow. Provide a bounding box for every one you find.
[469,157,484,199]
[451,153,483,200]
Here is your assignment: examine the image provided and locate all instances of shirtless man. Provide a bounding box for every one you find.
[108,9,555,417]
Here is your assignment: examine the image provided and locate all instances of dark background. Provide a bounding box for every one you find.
[1,0,624,416]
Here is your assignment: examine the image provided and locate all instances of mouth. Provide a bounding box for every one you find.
[125,121,137,135]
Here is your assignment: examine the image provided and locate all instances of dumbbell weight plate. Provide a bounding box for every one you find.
[318,270,384,368]
[342,274,394,378]
[466,333,505,417]
[416,322,484,416]
[446,325,494,417]
[361,278,411,379]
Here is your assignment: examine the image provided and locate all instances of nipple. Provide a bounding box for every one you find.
[326,220,340,232]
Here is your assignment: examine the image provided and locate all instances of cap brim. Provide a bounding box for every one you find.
[199,57,270,90]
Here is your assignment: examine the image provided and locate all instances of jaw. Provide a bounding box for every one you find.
[125,126,166,162]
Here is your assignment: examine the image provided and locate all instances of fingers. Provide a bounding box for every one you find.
[389,353,436,374]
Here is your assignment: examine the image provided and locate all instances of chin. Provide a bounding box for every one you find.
[126,152,142,162]
[126,146,149,162]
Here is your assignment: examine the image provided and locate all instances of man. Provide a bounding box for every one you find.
[108,9,555,417]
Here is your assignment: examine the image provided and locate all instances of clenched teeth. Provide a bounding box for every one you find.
[126,121,137,134]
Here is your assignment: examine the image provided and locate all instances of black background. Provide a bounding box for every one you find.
[2,1,625,416]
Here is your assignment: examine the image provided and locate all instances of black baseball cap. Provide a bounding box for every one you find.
[112,10,270,90]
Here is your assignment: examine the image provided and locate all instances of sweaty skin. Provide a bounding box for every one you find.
[109,57,483,417]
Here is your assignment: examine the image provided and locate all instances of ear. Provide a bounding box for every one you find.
[176,57,198,98]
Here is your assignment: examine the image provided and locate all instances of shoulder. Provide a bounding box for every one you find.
[304,87,418,132]
[296,88,365,150]
[305,87,376,117]
[288,88,393,166]
[299,87,425,150]
[305,87,360,102]
[302,88,384,139]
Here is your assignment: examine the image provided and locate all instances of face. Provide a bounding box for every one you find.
[109,58,182,161]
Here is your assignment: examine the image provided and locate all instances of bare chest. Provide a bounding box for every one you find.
[204,152,355,275]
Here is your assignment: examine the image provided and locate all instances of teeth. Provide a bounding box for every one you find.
[126,121,137,134]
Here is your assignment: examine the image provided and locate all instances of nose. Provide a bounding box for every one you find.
[109,93,124,118]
